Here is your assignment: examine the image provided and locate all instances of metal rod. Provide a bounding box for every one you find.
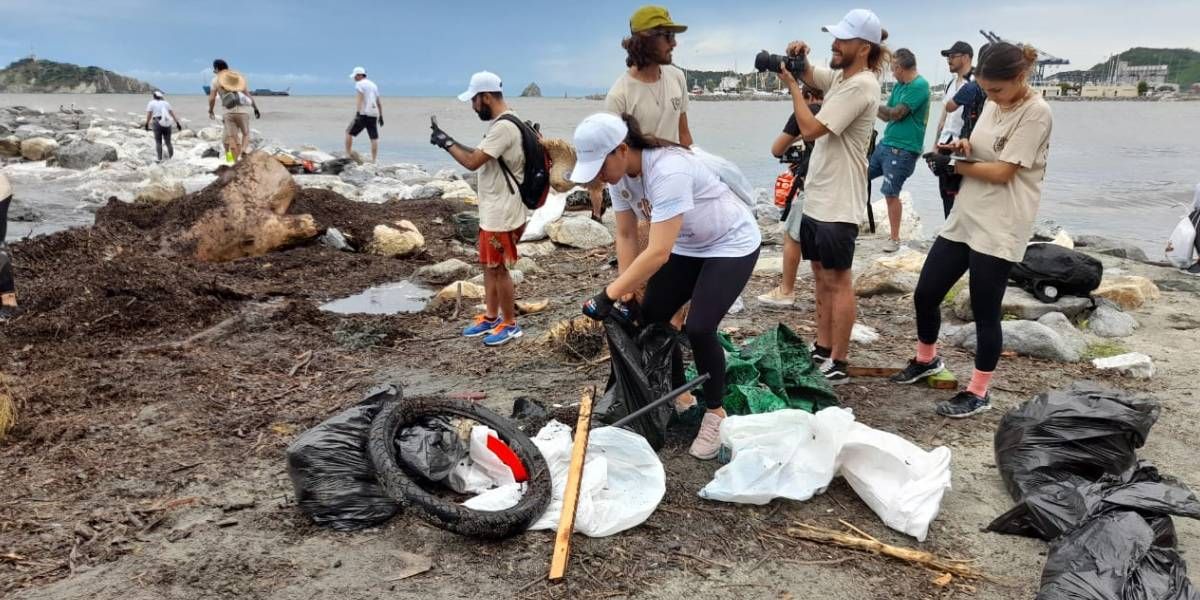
[610,374,711,428]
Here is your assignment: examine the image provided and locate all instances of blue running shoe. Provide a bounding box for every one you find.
[483,322,523,346]
[463,314,500,338]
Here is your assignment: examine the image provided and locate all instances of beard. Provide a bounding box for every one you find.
[655,50,673,65]
[830,53,846,69]
[475,105,494,121]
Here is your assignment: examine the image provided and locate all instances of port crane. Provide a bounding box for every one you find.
[979,30,1069,82]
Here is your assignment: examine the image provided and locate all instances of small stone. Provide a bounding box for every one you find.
[430,281,486,308]
[850,323,879,345]
[415,258,475,285]
[469,270,523,285]
[134,180,186,204]
[321,228,353,251]
[19,137,58,161]
[517,240,556,257]
[221,493,256,512]
[215,518,239,528]
[512,257,544,274]
[1086,302,1139,338]
[367,220,425,258]
[855,265,919,297]
[1093,276,1160,310]
[1092,352,1154,379]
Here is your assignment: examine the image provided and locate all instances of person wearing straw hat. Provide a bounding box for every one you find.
[207,59,261,163]
[0,173,19,322]
[344,66,384,163]
[143,90,183,162]
[430,71,529,347]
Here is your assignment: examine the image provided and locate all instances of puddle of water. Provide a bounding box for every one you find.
[320,280,434,315]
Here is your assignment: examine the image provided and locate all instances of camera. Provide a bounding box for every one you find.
[779,142,807,164]
[754,50,807,78]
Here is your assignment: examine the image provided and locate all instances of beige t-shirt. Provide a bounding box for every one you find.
[211,75,251,115]
[940,96,1053,262]
[605,65,689,142]
[801,67,880,225]
[476,111,529,232]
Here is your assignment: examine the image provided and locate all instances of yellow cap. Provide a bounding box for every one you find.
[630,5,687,34]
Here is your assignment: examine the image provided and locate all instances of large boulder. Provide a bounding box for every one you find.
[1094,276,1160,310]
[185,151,315,262]
[429,179,476,202]
[547,216,613,249]
[953,285,1091,321]
[367,220,425,258]
[56,139,119,169]
[19,137,58,161]
[415,258,476,285]
[855,264,920,297]
[860,191,922,241]
[135,180,187,204]
[197,127,223,142]
[1086,301,1139,338]
[516,240,557,257]
[1074,235,1150,262]
[0,135,21,157]
[944,311,1086,362]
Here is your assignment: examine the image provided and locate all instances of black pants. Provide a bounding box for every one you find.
[641,247,760,409]
[937,173,962,218]
[0,195,13,295]
[913,237,1014,372]
[153,122,174,161]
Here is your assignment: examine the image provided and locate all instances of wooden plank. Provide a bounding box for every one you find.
[846,366,902,378]
[548,386,596,580]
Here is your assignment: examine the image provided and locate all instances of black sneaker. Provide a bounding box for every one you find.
[810,343,831,366]
[935,391,992,418]
[889,357,945,384]
[821,359,850,385]
[1186,263,1200,277]
[0,305,22,323]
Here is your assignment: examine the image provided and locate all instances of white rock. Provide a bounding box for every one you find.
[1092,353,1154,379]
[134,180,186,204]
[367,220,425,258]
[754,255,783,275]
[470,270,524,285]
[298,150,336,164]
[1050,230,1075,249]
[851,323,880,345]
[861,191,922,241]
[19,137,58,161]
[415,258,477,285]
[944,312,1086,363]
[293,174,359,199]
[517,241,557,257]
[512,257,544,274]
[430,179,477,201]
[176,129,197,140]
[434,168,461,181]
[197,127,223,142]
[546,216,613,249]
[1087,302,1139,338]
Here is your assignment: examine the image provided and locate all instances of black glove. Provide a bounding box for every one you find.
[581,289,615,321]
[253,107,262,119]
[377,115,384,127]
[430,123,456,150]
[176,123,183,132]
[924,152,954,177]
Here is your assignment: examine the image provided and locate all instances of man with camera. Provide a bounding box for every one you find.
[775,8,885,384]
[871,48,930,252]
[932,41,975,217]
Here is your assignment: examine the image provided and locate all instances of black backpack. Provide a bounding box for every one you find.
[1010,243,1103,303]
[495,115,550,210]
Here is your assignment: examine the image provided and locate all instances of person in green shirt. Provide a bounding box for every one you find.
[871,48,930,251]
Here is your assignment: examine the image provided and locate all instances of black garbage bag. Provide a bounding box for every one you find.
[394,415,467,483]
[286,384,402,531]
[1038,511,1200,600]
[988,461,1200,545]
[994,382,1160,501]
[592,315,678,450]
[1010,242,1104,302]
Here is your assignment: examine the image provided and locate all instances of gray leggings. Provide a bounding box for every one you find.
[153,122,174,160]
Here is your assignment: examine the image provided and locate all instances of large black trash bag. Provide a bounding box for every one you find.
[394,415,467,483]
[1038,511,1200,600]
[592,313,678,450]
[286,383,402,530]
[994,382,1160,500]
[988,461,1200,544]
[1010,242,1104,302]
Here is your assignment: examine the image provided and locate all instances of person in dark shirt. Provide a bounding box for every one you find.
[928,43,990,217]
[758,86,823,307]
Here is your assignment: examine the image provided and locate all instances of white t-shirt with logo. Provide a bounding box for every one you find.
[941,74,968,140]
[146,99,174,128]
[609,147,760,258]
[355,79,380,117]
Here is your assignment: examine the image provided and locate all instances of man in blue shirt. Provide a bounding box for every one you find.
[871,48,929,252]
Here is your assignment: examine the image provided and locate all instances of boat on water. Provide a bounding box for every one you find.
[201,85,290,96]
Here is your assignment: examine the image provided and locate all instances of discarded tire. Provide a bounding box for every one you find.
[368,396,552,539]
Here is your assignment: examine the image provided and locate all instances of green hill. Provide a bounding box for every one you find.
[0,57,155,93]
[680,67,785,92]
[1088,48,1200,87]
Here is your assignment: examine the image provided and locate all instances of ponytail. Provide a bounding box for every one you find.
[979,42,1038,81]
[618,113,685,150]
[867,28,892,74]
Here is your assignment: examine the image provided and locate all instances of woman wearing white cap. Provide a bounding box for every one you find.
[143,90,183,161]
[572,112,761,460]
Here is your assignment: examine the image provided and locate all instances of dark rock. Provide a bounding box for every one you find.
[520,82,542,98]
[1074,234,1150,262]
[8,201,42,222]
[201,147,220,158]
[55,139,118,169]
[566,187,610,210]
[1156,278,1200,293]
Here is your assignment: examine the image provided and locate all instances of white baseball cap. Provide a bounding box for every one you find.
[822,9,882,44]
[568,113,628,184]
[350,66,366,78]
[457,71,503,102]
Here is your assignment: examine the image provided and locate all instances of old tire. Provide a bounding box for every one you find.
[368,396,552,539]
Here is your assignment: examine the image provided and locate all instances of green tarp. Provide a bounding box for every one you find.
[689,324,839,415]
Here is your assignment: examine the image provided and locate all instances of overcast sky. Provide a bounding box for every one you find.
[1,0,1196,95]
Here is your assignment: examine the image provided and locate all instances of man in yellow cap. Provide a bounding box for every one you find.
[588,5,692,222]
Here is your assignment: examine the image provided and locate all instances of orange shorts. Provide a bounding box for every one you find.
[478,226,525,269]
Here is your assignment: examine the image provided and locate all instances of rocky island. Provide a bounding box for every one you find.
[0,58,155,94]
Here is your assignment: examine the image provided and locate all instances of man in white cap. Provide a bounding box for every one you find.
[429,71,529,347]
[344,66,383,163]
[776,8,885,385]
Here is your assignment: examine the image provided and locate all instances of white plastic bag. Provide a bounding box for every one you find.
[447,425,517,495]
[1164,212,1198,268]
[520,190,569,242]
[691,146,757,214]
[699,408,856,505]
[837,423,952,541]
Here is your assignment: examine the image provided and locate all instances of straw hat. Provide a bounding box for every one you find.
[217,70,247,92]
[541,138,578,193]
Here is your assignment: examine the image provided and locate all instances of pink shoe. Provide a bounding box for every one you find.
[689,411,725,460]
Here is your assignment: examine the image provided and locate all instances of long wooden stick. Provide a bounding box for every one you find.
[785,522,994,581]
[549,386,596,580]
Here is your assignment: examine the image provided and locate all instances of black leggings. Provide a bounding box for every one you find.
[0,195,13,294]
[913,237,1014,372]
[642,247,760,409]
[153,122,174,160]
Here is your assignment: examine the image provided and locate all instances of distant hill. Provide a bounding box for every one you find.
[1087,48,1200,87]
[520,82,542,97]
[680,67,784,92]
[0,57,155,93]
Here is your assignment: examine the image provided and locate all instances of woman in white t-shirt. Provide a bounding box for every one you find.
[891,43,1053,419]
[143,91,183,161]
[569,112,761,460]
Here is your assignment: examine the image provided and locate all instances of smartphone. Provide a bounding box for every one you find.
[951,154,979,163]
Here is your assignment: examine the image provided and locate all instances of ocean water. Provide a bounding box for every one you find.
[3,93,1199,255]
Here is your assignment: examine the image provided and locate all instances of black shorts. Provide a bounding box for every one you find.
[798,215,858,270]
[347,114,379,140]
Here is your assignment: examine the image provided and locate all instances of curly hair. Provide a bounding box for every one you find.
[866,29,892,74]
[622,32,662,69]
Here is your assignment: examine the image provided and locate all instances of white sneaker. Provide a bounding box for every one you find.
[757,286,795,307]
[883,239,902,253]
[689,411,725,460]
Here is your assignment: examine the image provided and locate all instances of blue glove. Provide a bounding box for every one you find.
[582,289,615,321]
